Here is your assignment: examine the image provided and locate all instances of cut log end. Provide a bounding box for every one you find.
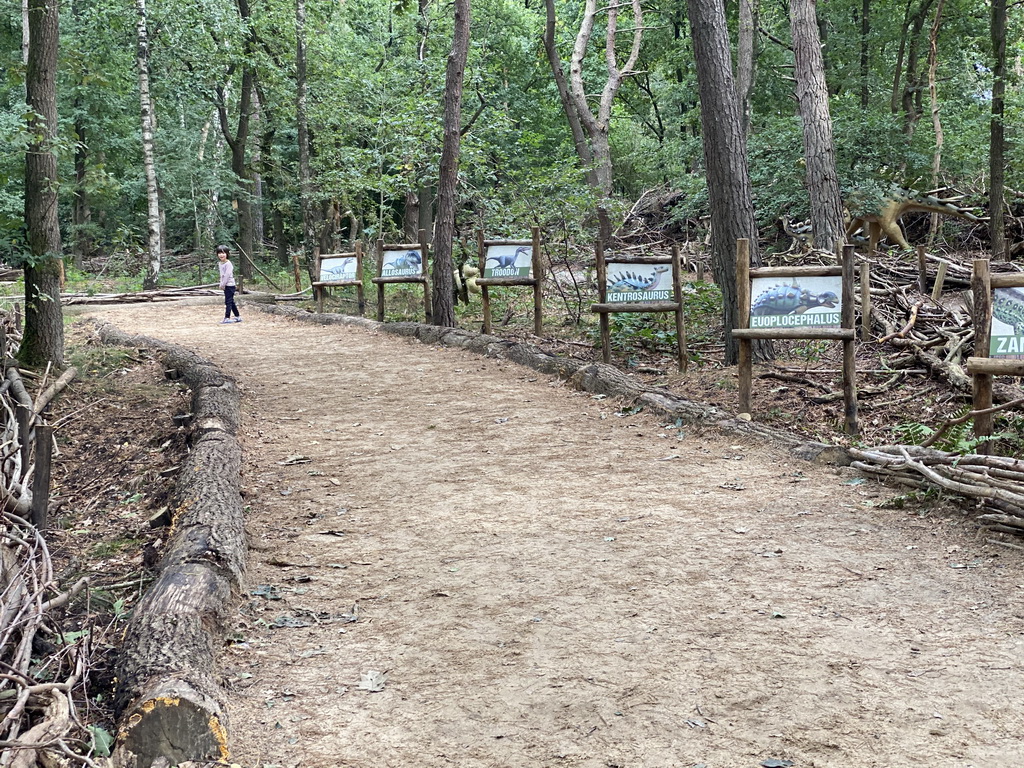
[117,692,229,768]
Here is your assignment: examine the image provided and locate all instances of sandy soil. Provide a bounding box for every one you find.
[85,302,1024,768]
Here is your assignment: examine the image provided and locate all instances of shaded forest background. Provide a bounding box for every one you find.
[2,0,1021,279]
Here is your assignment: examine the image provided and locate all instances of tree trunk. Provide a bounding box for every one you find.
[137,0,162,290]
[21,0,64,368]
[295,0,317,278]
[901,0,936,139]
[789,0,845,253]
[73,112,90,269]
[989,0,1006,259]
[542,0,596,188]
[545,0,643,243]
[217,0,256,281]
[685,0,766,365]
[736,0,758,142]
[431,0,470,327]
[925,0,945,245]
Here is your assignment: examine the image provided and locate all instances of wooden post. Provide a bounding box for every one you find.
[31,425,53,530]
[736,238,752,415]
[14,303,21,332]
[596,240,610,364]
[419,228,432,324]
[917,246,928,294]
[291,249,302,293]
[930,260,948,303]
[16,403,31,480]
[531,226,543,336]
[375,238,386,322]
[971,258,994,446]
[478,230,491,334]
[860,262,871,342]
[841,245,859,435]
[672,245,688,374]
[696,262,705,283]
[355,241,366,316]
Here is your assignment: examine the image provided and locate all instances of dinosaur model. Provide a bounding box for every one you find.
[844,188,984,251]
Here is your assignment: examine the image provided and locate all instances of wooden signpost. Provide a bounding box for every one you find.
[312,243,365,315]
[372,228,431,323]
[731,239,859,434]
[966,259,1024,446]
[591,241,688,373]
[476,226,544,335]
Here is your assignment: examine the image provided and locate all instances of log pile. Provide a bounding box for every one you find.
[849,445,1024,540]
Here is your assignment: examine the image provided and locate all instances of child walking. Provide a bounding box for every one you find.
[217,244,242,323]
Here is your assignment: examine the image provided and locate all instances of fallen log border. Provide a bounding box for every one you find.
[87,320,243,768]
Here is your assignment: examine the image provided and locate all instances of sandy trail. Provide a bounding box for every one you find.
[87,303,1024,768]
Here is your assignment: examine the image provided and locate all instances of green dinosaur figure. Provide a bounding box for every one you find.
[844,187,984,251]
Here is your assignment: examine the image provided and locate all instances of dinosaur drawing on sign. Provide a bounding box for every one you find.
[384,250,421,270]
[607,265,670,292]
[751,280,839,316]
[486,246,531,270]
[993,288,1024,336]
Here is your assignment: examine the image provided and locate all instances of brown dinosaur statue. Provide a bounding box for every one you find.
[844,189,984,251]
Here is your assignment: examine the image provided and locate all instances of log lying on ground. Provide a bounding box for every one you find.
[91,321,244,768]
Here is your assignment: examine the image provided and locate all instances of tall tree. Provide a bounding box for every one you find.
[136,0,162,290]
[544,0,644,243]
[736,0,758,142]
[790,0,844,252]
[685,0,764,365]
[989,0,1007,260]
[21,0,64,367]
[431,0,470,327]
[295,0,316,274]
[216,0,257,281]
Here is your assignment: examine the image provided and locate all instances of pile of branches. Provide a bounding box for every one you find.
[864,250,1024,402]
[849,445,1024,544]
[0,319,103,766]
[1,513,98,767]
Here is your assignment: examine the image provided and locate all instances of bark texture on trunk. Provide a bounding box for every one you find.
[21,0,64,368]
[137,0,162,290]
[431,0,471,327]
[296,0,317,278]
[790,0,845,253]
[989,0,1007,259]
[736,0,758,142]
[685,0,762,365]
[98,325,245,767]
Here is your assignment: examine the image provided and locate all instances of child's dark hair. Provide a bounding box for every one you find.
[216,244,230,255]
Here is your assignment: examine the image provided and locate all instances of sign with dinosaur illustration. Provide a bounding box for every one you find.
[605,262,673,303]
[318,255,357,283]
[380,249,423,277]
[990,287,1024,359]
[748,276,842,329]
[483,245,532,278]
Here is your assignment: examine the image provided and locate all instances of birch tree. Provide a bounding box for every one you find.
[544,0,644,243]
[136,0,162,290]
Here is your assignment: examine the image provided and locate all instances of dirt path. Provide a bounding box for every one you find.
[86,303,1024,768]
